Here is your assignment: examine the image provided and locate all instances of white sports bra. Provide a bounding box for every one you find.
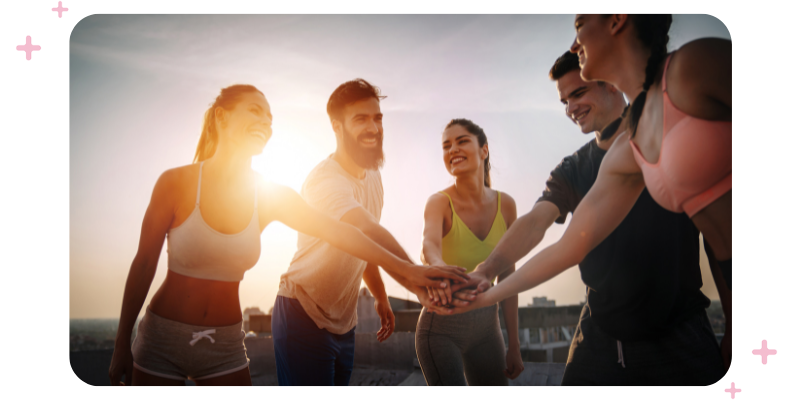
[167,162,261,282]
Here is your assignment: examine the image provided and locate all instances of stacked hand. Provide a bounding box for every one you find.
[418,267,496,315]
[404,264,470,288]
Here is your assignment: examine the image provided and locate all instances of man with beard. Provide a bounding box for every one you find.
[444,51,726,385]
[272,78,466,386]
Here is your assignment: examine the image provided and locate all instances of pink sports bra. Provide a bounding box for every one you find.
[630,53,732,218]
[167,162,262,282]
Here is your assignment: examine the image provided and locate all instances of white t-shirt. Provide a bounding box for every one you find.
[277,155,383,334]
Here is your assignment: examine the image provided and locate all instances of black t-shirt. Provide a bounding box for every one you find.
[537,139,709,341]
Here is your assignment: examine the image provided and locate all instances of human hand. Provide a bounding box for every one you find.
[449,268,492,294]
[426,290,490,315]
[108,339,133,386]
[426,278,453,306]
[504,346,525,380]
[374,298,395,343]
[404,264,468,288]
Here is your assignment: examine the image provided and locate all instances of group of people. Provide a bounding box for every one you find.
[108,14,731,386]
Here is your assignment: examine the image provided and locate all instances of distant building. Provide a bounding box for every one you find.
[531,296,556,308]
[243,306,266,321]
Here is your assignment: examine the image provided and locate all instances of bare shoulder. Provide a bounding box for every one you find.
[498,190,517,224]
[152,164,196,198]
[673,38,731,65]
[604,131,642,176]
[425,191,451,213]
[498,191,516,212]
[667,38,732,117]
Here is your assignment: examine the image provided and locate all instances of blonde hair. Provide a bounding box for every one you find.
[193,84,264,163]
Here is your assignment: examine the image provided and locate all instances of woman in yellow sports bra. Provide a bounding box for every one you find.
[107,85,468,386]
[415,119,524,385]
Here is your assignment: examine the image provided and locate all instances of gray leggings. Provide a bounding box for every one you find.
[415,304,508,386]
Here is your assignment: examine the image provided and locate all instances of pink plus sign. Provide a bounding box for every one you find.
[725,382,741,399]
[752,339,777,364]
[16,36,41,61]
[52,2,68,18]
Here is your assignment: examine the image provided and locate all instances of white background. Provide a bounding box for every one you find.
[1,1,790,399]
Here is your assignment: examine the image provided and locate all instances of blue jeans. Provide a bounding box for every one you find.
[272,295,355,386]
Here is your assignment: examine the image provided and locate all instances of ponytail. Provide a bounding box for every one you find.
[193,84,264,163]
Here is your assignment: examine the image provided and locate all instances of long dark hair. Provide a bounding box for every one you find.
[601,15,672,140]
[445,118,491,188]
[194,84,264,163]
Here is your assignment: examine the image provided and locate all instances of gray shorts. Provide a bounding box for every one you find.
[131,308,249,381]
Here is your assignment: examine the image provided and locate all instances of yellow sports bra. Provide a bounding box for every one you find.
[439,191,507,272]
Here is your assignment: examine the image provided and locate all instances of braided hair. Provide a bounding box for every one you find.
[600,15,672,140]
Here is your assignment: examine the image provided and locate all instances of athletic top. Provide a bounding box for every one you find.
[167,162,261,282]
[630,53,732,218]
[439,191,507,272]
[537,139,708,341]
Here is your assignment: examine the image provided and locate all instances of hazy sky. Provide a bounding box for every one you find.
[70,15,731,319]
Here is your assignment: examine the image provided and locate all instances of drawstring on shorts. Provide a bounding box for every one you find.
[616,340,626,368]
[190,329,217,346]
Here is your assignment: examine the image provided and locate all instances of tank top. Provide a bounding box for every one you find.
[629,53,732,218]
[167,162,262,282]
[439,190,507,272]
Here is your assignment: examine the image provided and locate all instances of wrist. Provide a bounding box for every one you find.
[507,341,521,351]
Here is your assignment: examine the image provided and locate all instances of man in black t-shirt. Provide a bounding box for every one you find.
[449,51,725,385]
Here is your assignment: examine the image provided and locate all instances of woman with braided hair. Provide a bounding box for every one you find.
[440,15,730,384]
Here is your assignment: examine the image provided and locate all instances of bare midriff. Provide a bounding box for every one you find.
[691,190,732,261]
[148,270,243,327]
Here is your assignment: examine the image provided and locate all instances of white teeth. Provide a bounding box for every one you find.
[574,111,588,121]
[451,157,465,165]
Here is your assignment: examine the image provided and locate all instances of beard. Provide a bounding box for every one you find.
[342,126,385,170]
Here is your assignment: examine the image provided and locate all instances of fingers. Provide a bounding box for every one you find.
[452,290,477,302]
[449,298,472,308]
[431,286,440,304]
[436,287,448,305]
[511,363,524,379]
[427,266,469,283]
[443,281,453,304]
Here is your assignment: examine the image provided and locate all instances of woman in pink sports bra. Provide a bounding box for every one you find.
[108,84,469,386]
[442,15,732,370]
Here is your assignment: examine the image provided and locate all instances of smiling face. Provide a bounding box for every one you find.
[338,97,384,170]
[570,14,616,82]
[441,124,487,179]
[556,70,620,134]
[217,91,273,157]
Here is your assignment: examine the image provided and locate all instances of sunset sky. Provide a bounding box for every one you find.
[70,14,731,319]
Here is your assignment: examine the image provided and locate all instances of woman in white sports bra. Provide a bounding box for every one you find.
[108,84,469,386]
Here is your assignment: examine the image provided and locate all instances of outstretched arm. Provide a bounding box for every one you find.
[442,139,645,314]
[268,184,469,287]
[451,201,560,294]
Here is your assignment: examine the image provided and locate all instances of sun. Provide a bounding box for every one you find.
[252,124,333,191]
